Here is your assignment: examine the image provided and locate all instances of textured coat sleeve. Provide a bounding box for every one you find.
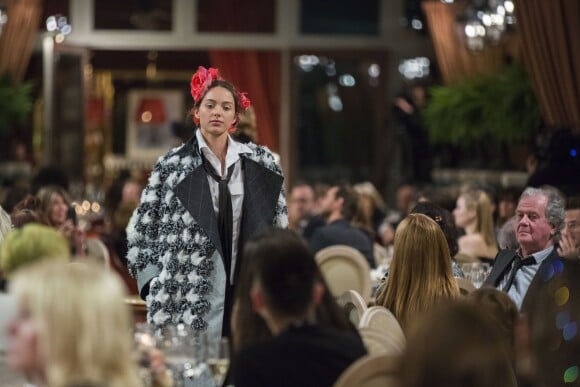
[126,158,167,298]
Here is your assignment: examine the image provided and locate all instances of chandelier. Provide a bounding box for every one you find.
[444,0,516,51]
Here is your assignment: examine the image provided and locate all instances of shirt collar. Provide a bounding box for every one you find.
[518,245,554,264]
[196,130,252,161]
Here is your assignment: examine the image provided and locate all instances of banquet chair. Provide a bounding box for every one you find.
[85,238,111,269]
[315,245,371,302]
[337,289,368,326]
[358,306,405,353]
[358,326,404,355]
[456,276,476,295]
[333,353,399,387]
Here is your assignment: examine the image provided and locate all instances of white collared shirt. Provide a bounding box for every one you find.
[196,130,252,284]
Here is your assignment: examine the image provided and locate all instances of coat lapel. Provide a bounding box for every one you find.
[484,249,516,287]
[174,137,223,258]
[239,157,284,248]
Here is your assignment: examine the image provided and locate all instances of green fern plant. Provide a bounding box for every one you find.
[423,63,540,146]
[0,74,33,135]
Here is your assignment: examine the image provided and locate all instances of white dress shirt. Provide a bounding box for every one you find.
[196,130,252,284]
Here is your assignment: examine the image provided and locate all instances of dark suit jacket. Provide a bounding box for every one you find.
[484,246,561,309]
[308,219,375,268]
[233,325,367,387]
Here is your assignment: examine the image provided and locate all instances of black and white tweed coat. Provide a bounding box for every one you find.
[126,134,287,339]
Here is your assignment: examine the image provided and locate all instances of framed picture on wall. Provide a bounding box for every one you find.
[126,89,184,162]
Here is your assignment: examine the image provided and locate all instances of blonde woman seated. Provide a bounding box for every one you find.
[374,214,459,331]
[453,189,498,264]
[6,260,142,387]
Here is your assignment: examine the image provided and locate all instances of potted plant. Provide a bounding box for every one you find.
[423,63,540,148]
[0,74,33,136]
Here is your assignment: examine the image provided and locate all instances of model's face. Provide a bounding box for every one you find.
[562,209,580,248]
[6,304,44,377]
[196,86,237,140]
[515,195,554,255]
[453,196,474,228]
[49,193,68,226]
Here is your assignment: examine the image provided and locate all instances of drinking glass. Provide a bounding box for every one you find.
[207,337,230,387]
[158,324,197,387]
[133,323,157,387]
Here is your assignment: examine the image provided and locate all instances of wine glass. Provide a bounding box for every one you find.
[133,323,157,387]
[183,331,209,380]
[158,324,197,387]
[207,337,230,387]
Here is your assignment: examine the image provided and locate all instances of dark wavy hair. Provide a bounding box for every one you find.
[411,201,459,257]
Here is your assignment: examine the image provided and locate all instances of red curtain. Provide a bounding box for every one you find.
[422,0,511,85]
[0,0,42,82]
[209,51,281,151]
[515,0,580,133]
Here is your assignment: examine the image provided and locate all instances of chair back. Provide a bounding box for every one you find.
[333,353,399,387]
[456,276,476,295]
[337,289,367,327]
[358,326,404,355]
[316,245,371,302]
[359,306,405,352]
[85,238,111,269]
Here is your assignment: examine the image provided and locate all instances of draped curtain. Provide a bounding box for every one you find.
[422,0,508,84]
[515,0,580,133]
[209,51,281,151]
[0,0,42,82]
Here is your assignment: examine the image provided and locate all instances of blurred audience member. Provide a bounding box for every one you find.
[496,187,521,230]
[485,186,565,310]
[0,224,70,278]
[400,301,516,387]
[497,217,519,251]
[521,259,580,387]
[9,195,40,228]
[232,229,354,355]
[301,183,330,240]
[287,181,315,235]
[453,189,498,264]
[36,185,85,255]
[410,201,463,277]
[232,228,366,387]
[308,183,375,268]
[557,196,580,259]
[353,181,386,236]
[375,214,459,330]
[467,288,518,363]
[384,183,417,230]
[6,260,142,387]
[1,185,30,214]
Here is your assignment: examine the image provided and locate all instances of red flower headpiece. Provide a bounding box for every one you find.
[190,66,252,111]
[190,66,220,104]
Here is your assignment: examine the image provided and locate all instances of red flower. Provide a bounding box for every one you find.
[239,92,251,110]
[190,66,219,103]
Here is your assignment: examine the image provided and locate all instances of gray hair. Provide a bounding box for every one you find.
[519,186,565,240]
[497,217,519,250]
